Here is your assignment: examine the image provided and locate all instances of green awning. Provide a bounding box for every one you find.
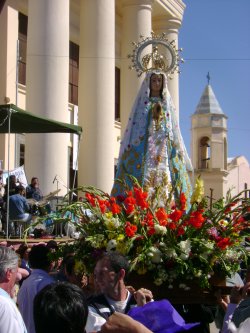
[0,104,82,136]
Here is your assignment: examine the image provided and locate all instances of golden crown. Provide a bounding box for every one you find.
[128,32,184,78]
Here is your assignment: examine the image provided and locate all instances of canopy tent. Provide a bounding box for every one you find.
[0,103,82,239]
[0,104,82,135]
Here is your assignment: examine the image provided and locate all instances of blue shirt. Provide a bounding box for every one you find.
[17,269,55,333]
[9,194,30,220]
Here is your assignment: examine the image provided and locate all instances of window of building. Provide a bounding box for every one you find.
[18,12,28,85]
[199,136,210,169]
[19,143,25,166]
[69,41,79,105]
[115,67,120,121]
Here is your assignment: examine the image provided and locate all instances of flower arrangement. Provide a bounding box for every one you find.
[57,176,250,289]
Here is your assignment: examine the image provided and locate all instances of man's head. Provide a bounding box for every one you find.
[94,252,129,298]
[0,246,19,295]
[34,282,88,333]
[16,185,25,195]
[31,177,39,188]
[28,244,51,271]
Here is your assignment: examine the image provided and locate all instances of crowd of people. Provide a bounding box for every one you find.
[0,243,250,333]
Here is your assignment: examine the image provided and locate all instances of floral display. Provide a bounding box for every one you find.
[57,176,250,289]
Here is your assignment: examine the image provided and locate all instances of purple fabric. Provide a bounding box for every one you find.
[127,300,199,333]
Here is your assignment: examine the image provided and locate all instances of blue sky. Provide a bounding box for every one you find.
[178,0,250,162]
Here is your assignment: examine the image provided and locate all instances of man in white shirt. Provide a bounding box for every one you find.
[0,246,27,333]
[85,252,153,333]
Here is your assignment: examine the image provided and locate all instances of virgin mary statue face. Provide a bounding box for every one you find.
[150,74,163,97]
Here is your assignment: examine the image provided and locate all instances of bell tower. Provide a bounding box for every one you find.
[191,74,228,199]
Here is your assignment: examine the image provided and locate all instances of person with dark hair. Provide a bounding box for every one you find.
[16,244,31,285]
[85,252,153,333]
[3,174,18,202]
[33,282,88,333]
[26,177,43,202]
[0,246,27,333]
[17,244,54,333]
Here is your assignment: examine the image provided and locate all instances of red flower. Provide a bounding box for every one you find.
[110,203,121,214]
[217,237,233,250]
[156,208,168,226]
[169,209,183,222]
[177,226,185,236]
[186,210,205,229]
[141,212,153,226]
[85,193,96,207]
[125,222,137,237]
[124,194,136,215]
[168,222,177,230]
[147,226,155,236]
[179,192,187,211]
[134,187,149,209]
[97,199,109,214]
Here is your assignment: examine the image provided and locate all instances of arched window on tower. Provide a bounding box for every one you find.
[199,136,210,169]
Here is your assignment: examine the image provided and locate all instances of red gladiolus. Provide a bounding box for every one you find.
[179,192,187,211]
[187,211,205,229]
[124,195,136,206]
[177,226,185,236]
[217,237,233,250]
[156,208,168,226]
[147,226,155,236]
[125,204,135,215]
[134,187,149,209]
[110,197,116,204]
[125,222,137,237]
[98,199,108,214]
[168,222,177,230]
[142,212,153,226]
[169,209,183,222]
[110,203,121,214]
[85,193,96,207]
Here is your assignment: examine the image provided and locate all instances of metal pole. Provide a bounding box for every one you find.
[71,134,81,202]
[6,109,12,239]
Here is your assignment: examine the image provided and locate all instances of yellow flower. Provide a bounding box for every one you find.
[218,219,228,227]
[191,176,204,204]
[105,212,113,219]
[116,234,125,242]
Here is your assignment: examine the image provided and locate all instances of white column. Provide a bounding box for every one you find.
[154,17,182,119]
[25,0,70,195]
[0,6,18,169]
[120,0,153,136]
[78,0,115,193]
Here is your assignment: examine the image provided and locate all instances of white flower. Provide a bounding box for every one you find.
[148,247,162,263]
[179,240,191,260]
[154,224,167,235]
[165,248,177,259]
[106,239,117,252]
